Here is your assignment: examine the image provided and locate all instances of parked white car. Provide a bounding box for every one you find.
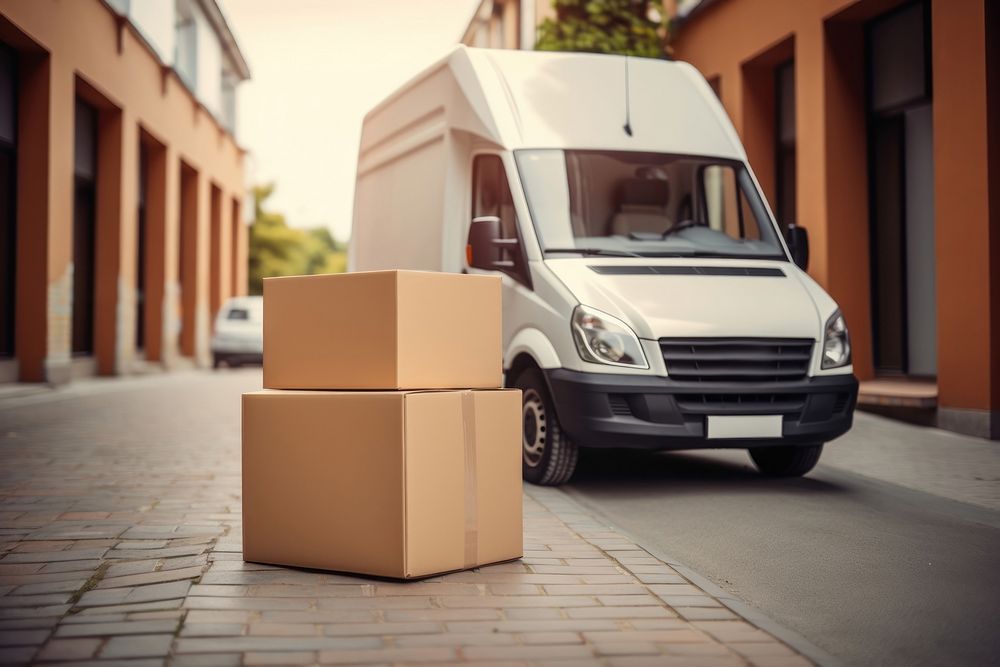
[211,296,263,368]
[350,47,857,485]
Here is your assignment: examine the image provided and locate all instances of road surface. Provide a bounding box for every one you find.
[566,422,1000,666]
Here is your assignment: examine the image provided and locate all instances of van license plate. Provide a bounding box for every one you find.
[707,415,782,439]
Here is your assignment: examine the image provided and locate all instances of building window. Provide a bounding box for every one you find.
[0,43,16,359]
[472,154,518,241]
[775,60,796,227]
[221,71,237,133]
[174,0,198,92]
[491,2,505,49]
[866,0,936,376]
[72,99,98,355]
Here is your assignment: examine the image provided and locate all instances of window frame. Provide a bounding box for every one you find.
[469,152,533,289]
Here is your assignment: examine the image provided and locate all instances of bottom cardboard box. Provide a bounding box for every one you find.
[242,388,523,579]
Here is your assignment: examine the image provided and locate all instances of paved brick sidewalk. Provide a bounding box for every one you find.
[0,371,810,666]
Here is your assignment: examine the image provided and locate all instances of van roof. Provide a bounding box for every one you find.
[364,46,745,159]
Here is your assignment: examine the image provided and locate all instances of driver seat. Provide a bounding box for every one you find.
[609,179,671,236]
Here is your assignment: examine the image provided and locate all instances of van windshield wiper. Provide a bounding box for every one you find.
[544,248,643,258]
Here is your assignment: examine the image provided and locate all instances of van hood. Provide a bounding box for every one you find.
[545,259,822,341]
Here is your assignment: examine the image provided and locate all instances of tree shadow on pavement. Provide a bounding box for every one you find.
[568,447,849,498]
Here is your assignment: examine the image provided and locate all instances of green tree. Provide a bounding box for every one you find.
[535,0,668,58]
[247,184,346,295]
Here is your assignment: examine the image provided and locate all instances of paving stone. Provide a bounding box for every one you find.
[244,651,317,665]
[596,594,664,606]
[0,594,70,607]
[656,595,724,608]
[78,580,191,607]
[0,646,35,664]
[11,578,88,595]
[0,372,811,667]
[518,631,584,645]
[75,598,184,615]
[179,622,246,637]
[0,604,71,619]
[542,584,648,595]
[37,637,102,660]
[584,629,713,643]
[0,628,49,645]
[99,633,174,658]
[0,617,60,630]
[169,652,242,666]
[174,636,383,653]
[323,621,442,636]
[257,610,376,624]
[648,584,709,597]
[373,582,480,596]
[55,619,179,637]
[96,565,206,589]
[462,644,595,661]
[393,631,518,647]
[382,608,499,622]
[501,608,564,620]
[446,619,619,634]
[0,548,107,563]
[316,647,455,664]
[487,583,542,595]
[567,606,675,619]
[39,560,103,573]
[675,607,739,621]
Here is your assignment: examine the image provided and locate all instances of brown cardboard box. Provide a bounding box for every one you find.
[263,271,503,390]
[242,388,522,579]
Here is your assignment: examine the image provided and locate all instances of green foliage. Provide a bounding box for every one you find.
[536,0,668,58]
[247,184,346,295]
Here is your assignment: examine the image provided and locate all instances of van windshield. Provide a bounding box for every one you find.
[514,150,786,260]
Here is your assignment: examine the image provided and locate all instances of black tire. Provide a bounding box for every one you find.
[749,443,823,477]
[513,367,578,486]
[212,353,223,369]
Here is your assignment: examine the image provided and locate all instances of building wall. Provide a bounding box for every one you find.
[672,0,999,438]
[463,0,553,50]
[0,0,248,384]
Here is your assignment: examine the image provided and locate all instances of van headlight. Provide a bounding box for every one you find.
[821,310,851,369]
[571,305,648,369]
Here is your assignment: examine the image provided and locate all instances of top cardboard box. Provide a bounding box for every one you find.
[263,270,503,390]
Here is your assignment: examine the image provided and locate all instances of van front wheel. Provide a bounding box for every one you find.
[749,443,823,477]
[514,368,578,486]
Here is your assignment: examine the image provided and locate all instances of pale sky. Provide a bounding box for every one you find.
[226,0,481,242]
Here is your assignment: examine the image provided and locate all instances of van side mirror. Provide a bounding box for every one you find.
[467,216,518,270]
[466,216,532,288]
[786,224,809,271]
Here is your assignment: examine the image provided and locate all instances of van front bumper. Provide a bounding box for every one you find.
[543,368,858,450]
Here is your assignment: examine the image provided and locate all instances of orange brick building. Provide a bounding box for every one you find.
[463,0,999,440]
[0,0,249,385]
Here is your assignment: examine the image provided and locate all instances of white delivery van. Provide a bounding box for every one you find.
[350,46,857,486]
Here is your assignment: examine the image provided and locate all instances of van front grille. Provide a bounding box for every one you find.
[674,393,806,415]
[660,338,813,383]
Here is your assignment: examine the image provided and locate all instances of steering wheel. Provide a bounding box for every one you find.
[661,219,706,238]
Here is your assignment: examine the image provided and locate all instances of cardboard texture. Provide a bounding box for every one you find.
[263,270,503,389]
[242,388,523,579]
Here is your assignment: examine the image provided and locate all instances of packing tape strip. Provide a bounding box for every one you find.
[462,391,479,570]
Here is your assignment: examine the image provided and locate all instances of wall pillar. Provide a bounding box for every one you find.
[932,0,997,438]
[794,20,829,289]
[178,163,210,366]
[208,182,231,321]
[822,16,873,380]
[92,104,138,376]
[14,51,73,384]
[231,197,247,297]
